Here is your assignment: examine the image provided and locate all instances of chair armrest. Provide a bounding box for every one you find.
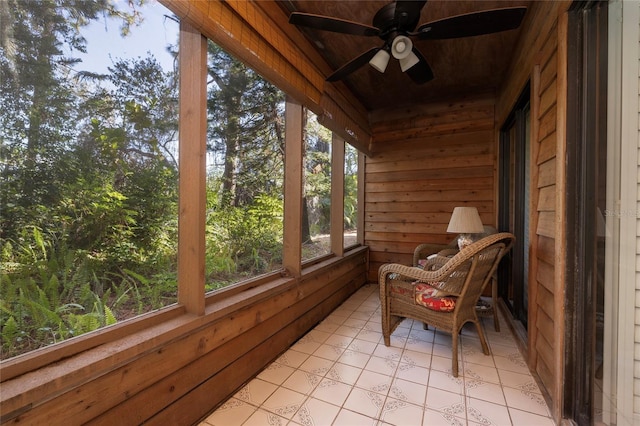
[381,233,516,300]
[421,253,451,271]
[436,248,459,258]
[378,262,464,297]
[413,243,449,267]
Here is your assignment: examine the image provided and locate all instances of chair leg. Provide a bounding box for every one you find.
[492,276,500,332]
[451,330,459,377]
[383,334,391,346]
[381,315,391,346]
[475,321,490,356]
[380,282,391,347]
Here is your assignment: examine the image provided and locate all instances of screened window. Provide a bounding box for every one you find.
[205,41,285,291]
[302,110,332,260]
[0,1,179,359]
[344,143,358,248]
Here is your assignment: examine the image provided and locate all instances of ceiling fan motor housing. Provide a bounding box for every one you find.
[373,2,421,35]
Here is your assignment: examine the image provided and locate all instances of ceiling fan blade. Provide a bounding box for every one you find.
[326,47,381,82]
[414,7,527,40]
[404,48,434,85]
[289,12,380,37]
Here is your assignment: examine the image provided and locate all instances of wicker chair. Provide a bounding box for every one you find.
[412,226,497,267]
[379,232,515,377]
[412,226,502,331]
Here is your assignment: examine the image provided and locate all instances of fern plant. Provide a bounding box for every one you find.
[0,228,120,358]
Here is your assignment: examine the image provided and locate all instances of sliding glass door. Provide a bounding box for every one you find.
[499,88,531,331]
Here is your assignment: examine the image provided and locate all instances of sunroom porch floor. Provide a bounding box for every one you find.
[199,283,553,426]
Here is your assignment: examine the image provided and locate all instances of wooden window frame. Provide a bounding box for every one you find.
[331,133,345,257]
[0,14,361,379]
[283,97,304,277]
[0,3,371,420]
[499,85,531,331]
[178,20,207,315]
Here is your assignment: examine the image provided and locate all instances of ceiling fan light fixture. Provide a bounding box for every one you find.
[399,50,420,72]
[391,35,413,60]
[289,3,526,84]
[369,49,390,73]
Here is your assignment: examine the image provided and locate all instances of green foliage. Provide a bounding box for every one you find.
[0,0,145,243]
[304,112,332,236]
[0,229,105,356]
[206,185,283,285]
[344,144,359,230]
[0,2,358,361]
[206,41,285,208]
[0,226,178,357]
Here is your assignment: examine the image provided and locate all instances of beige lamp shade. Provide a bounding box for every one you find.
[447,207,484,234]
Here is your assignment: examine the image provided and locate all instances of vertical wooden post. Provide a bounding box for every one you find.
[554,11,568,421]
[283,97,303,277]
[178,21,206,315]
[331,134,345,256]
[528,64,541,370]
[357,151,366,246]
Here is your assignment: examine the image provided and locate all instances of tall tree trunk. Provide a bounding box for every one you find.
[302,196,311,243]
[221,113,239,206]
[22,24,51,201]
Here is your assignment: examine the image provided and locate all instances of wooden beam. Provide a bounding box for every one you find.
[318,92,372,155]
[553,10,568,422]
[0,306,185,383]
[496,1,571,125]
[161,0,321,110]
[178,21,206,315]
[331,134,345,256]
[357,151,365,246]
[528,63,542,370]
[283,97,303,277]
[160,0,373,157]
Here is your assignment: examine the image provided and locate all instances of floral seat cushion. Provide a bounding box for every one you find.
[414,282,457,312]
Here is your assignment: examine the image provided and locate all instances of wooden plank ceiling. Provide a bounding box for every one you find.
[278,0,531,112]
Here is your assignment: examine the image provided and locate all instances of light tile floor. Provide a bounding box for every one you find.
[200,284,554,426]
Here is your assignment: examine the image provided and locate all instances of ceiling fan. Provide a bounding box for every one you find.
[289,1,527,84]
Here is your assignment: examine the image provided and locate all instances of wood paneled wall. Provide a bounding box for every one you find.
[494,2,570,422]
[365,97,497,282]
[528,18,560,406]
[365,4,571,423]
[0,250,367,424]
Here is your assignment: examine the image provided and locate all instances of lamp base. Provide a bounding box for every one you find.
[457,234,476,250]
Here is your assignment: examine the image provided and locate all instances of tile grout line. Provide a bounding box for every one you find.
[204,284,554,425]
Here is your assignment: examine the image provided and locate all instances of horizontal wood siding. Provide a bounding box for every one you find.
[494,2,570,421]
[1,250,367,424]
[366,98,496,282]
[531,17,559,409]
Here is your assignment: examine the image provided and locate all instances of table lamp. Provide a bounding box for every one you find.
[447,207,484,250]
